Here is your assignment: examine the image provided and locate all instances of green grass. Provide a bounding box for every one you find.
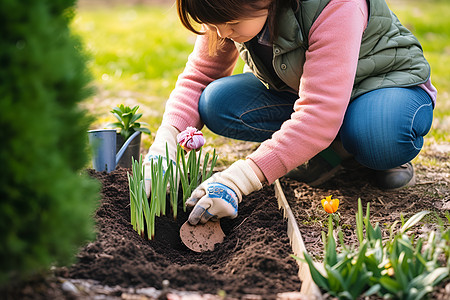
[73,5,192,97]
[387,0,450,144]
[73,1,450,150]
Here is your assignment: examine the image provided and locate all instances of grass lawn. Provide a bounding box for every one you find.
[388,0,450,144]
[73,0,450,153]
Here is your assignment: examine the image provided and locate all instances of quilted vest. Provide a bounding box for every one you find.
[235,0,431,100]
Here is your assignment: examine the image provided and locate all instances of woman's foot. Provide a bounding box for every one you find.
[285,153,415,190]
[284,154,344,186]
[375,162,416,190]
[284,141,356,187]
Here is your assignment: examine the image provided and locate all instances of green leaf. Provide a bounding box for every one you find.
[329,253,352,274]
[135,127,151,134]
[410,286,433,300]
[202,152,210,181]
[122,111,133,118]
[131,105,139,114]
[424,230,437,261]
[388,220,400,244]
[121,128,131,140]
[337,230,348,251]
[325,216,337,266]
[422,267,449,287]
[325,265,345,292]
[379,276,402,294]
[106,122,123,129]
[303,253,330,290]
[111,106,123,115]
[393,251,409,288]
[206,149,218,180]
[128,156,148,237]
[363,284,381,297]
[336,291,354,300]
[401,211,429,234]
[130,112,142,123]
[109,105,150,137]
[356,198,364,245]
[372,223,383,241]
[345,242,368,288]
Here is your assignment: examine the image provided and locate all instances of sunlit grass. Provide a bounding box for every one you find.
[73,5,193,96]
[387,0,450,143]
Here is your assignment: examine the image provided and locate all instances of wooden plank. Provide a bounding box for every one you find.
[274,179,323,300]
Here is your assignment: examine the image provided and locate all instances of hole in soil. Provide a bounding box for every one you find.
[150,195,238,252]
[57,168,302,299]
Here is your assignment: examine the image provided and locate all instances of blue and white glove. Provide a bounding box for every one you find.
[143,123,179,198]
[186,160,263,225]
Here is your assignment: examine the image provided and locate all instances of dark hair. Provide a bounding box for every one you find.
[176,0,297,55]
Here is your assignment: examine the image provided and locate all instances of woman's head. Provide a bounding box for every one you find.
[202,10,269,44]
[176,0,296,53]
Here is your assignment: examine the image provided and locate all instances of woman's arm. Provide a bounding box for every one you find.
[248,0,369,184]
[163,34,240,131]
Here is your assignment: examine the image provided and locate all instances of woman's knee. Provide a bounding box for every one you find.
[199,78,228,121]
[199,73,267,139]
[341,125,421,170]
[340,87,433,170]
[199,74,260,121]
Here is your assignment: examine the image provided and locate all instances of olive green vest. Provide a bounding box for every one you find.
[236,0,430,100]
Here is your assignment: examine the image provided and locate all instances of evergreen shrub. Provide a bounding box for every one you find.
[0,0,99,284]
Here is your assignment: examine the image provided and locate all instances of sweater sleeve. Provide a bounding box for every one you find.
[162,34,239,131]
[248,0,368,184]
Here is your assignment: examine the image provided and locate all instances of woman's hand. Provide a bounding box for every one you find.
[186,159,263,225]
[143,124,179,198]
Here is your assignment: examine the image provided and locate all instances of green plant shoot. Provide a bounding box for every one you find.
[127,134,218,240]
[108,104,151,140]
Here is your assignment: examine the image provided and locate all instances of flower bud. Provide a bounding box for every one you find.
[321,195,339,214]
[177,127,205,151]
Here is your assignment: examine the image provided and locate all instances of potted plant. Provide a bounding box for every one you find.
[107,104,151,169]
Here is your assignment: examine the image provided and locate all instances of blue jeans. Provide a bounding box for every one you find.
[198,73,434,170]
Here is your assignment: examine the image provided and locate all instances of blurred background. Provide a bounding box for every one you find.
[73,0,450,159]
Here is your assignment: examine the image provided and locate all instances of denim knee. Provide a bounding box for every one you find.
[198,79,223,127]
[340,87,433,170]
[198,77,239,136]
[198,73,296,142]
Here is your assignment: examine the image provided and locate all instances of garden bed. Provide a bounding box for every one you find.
[2,144,449,300]
[54,168,303,299]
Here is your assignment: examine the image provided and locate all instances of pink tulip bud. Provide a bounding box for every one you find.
[177,127,205,151]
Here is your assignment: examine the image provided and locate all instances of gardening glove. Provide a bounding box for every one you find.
[144,123,179,198]
[186,160,263,225]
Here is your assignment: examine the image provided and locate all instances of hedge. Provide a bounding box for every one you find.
[0,0,99,284]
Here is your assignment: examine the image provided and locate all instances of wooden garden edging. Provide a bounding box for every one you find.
[274,179,323,300]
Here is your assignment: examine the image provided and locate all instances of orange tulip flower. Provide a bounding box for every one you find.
[321,195,339,214]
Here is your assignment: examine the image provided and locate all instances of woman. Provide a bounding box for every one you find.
[144,0,436,225]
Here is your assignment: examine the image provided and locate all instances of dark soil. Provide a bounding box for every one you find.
[54,168,301,299]
[1,144,448,300]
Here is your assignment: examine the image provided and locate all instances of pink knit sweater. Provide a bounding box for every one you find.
[163,0,436,184]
